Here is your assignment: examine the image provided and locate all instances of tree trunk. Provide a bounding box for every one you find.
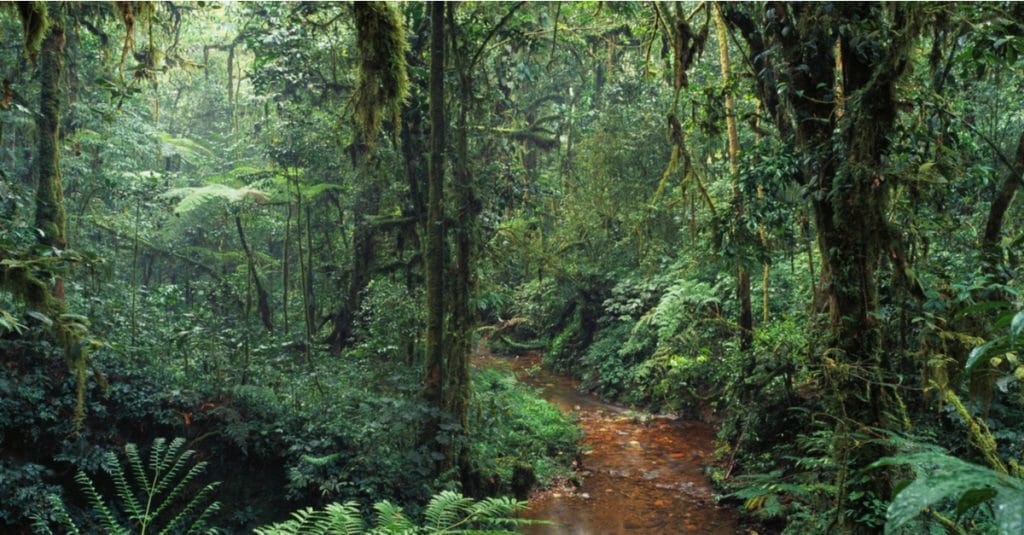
[282,202,292,335]
[421,0,446,464]
[304,205,316,332]
[235,214,274,332]
[759,3,919,530]
[35,21,67,300]
[326,181,379,352]
[980,131,1024,278]
[447,3,474,475]
[714,3,752,350]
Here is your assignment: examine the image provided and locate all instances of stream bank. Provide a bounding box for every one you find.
[473,351,738,534]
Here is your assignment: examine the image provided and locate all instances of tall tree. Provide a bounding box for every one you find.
[713,2,752,350]
[421,0,446,465]
[754,4,923,529]
[446,3,473,473]
[35,13,67,300]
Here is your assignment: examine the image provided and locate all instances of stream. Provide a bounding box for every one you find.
[473,351,738,534]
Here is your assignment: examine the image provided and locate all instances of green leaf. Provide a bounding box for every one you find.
[1010,310,1024,346]
[965,339,1008,375]
[955,487,997,517]
[995,491,1024,534]
[953,301,1012,321]
[26,310,53,326]
[877,451,1024,534]
[157,133,214,162]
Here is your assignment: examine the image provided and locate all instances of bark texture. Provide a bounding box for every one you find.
[422,1,447,456]
[36,22,67,298]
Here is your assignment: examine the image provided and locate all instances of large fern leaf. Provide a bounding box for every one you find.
[254,491,533,534]
[424,490,475,531]
[158,132,214,162]
[74,470,128,535]
[161,184,270,215]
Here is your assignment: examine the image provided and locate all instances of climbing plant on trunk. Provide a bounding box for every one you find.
[728,3,926,529]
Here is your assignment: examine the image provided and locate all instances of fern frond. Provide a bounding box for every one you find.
[298,182,345,201]
[254,493,535,534]
[185,500,222,535]
[160,184,270,215]
[108,451,144,522]
[152,445,196,499]
[424,490,474,530]
[467,495,528,524]
[160,481,221,534]
[321,502,365,534]
[31,494,81,535]
[148,436,169,478]
[124,443,149,498]
[372,501,414,532]
[158,132,215,161]
[153,464,215,525]
[163,438,189,474]
[75,470,127,535]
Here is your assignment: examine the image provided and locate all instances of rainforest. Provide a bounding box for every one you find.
[2,2,1023,534]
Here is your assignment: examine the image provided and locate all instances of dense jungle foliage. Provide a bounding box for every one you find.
[1,1,1023,533]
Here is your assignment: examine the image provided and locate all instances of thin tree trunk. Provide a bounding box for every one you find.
[714,3,752,349]
[291,182,323,396]
[131,199,140,357]
[283,201,291,335]
[762,263,769,323]
[447,3,474,474]
[235,214,274,332]
[305,204,315,331]
[243,257,252,384]
[981,131,1024,277]
[422,0,446,463]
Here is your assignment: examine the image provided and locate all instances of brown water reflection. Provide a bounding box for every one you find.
[474,352,738,535]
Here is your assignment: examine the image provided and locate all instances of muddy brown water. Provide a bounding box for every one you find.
[473,352,738,535]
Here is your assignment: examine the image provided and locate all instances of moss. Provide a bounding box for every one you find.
[35,22,67,252]
[352,2,409,147]
[14,2,49,61]
[546,306,582,371]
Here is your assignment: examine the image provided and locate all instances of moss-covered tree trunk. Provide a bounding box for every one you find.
[35,20,67,300]
[761,4,920,530]
[713,2,752,351]
[326,179,379,352]
[421,0,446,467]
[446,3,474,476]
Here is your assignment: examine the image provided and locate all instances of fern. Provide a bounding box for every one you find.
[30,495,81,535]
[37,437,221,534]
[424,491,475,531]
[160,184,270,215]
[74,469,126,534]
[157,132,215,162]
[255,490,536,534]
[372,501,415,533]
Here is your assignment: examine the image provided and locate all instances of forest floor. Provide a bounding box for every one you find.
[473,351,738,534]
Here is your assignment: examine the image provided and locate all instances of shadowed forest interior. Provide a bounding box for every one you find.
[2,2,1024,534]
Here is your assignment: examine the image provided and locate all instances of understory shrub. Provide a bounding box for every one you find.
[469,367,580,496]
